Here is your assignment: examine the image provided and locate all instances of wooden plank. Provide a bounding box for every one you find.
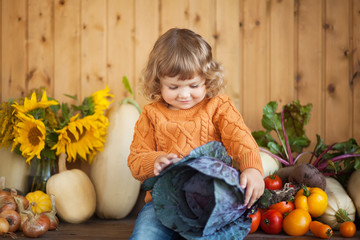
[353,0,360,144]
[80,0,107,99]
[269,0,295,105]
[9,216,360,240]
[27,0,54,95]
[189,0,215,47]
[242,0,269,131]
[161,0,189,32]
[324,0,352,143]
[107,0,135,103]
[0,0,2,100]
[297,0,323,148]
[1,0,27,100]
[134,0,159,108]
[215,0,242,111]
[54,0,81,103]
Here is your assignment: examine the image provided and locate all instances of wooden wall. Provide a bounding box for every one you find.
[1,0,359,147]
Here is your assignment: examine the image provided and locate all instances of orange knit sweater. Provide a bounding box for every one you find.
[128,94,263,203]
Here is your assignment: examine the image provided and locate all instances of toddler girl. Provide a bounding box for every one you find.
[128,28,264,240]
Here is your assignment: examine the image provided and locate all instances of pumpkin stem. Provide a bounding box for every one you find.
[335,208,351,223]
[0,176,5,190]
[58,153,68,173]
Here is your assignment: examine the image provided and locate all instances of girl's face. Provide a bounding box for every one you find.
[160,74,206,110]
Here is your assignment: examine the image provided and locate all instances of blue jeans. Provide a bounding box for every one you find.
[129,202,183,240]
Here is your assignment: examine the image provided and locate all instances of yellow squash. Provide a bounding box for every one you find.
[25,190,51,214]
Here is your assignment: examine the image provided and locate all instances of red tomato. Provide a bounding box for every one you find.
[260,209,283,234]
[249,210,261,233]
[264,174,283,190]
[268,201,295,216]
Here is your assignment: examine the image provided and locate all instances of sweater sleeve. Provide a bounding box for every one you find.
[213,96,264,175]
[127,107,167,182]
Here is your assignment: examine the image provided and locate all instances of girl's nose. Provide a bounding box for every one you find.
[178,88,190,98]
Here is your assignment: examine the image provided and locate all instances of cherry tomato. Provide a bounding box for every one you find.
[283,209,312,236]
[264,174,283,190]
[260,209,283,234]
[339,221,356,238]
[249,210,261,233]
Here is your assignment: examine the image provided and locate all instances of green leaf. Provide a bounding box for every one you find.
[64,94,78,101]
[120,98,142,114]
[261,101,278,131]
[122,76,133,96]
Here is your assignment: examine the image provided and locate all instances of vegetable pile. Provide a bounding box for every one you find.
[250,100,360,238]
[0,177,58,238]
[143,141,254,240]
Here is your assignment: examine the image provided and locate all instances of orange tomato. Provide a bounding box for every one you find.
[269,201,295,216]
[339,221,356,238]
[309,221,333,239]
[283,208,312,236]
[249,210,261,233]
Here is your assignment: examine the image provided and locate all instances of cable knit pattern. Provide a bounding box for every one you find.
[128,94,264,203]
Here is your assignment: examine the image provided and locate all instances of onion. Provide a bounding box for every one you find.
[0,195,16,212]
[11,188,29,211]
[22,212,50,238]
[0,217,9,233]
[0,209,20,232]
[41,195,59,230]
[14,196,30,231]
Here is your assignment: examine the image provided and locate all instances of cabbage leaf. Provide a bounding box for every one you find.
[142,141,252,240]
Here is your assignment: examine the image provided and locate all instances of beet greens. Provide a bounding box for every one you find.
[252,100,360,187]
[252,100,312,166]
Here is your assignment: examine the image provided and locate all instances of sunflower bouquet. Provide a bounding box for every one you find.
[0,87,113,165]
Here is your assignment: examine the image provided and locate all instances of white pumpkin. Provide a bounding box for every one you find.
[260,151,282,178]
[318,177,356,230]
[46,153,96,224]
[0,148,29,192]
[347,169,360,217]
[90,102,140,219]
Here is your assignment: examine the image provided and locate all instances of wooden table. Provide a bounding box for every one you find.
[8,217,360,240]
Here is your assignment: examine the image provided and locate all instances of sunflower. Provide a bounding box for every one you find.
[91,86,114,114]
[12,112,46,163]
[12,90,59,113]
[52,114,108,163]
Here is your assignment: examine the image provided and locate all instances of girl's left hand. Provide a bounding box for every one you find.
[239,168,264,208]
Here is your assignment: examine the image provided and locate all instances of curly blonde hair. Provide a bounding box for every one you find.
[141,28,225,101]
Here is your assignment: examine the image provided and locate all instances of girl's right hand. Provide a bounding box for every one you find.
[154,153,180,176]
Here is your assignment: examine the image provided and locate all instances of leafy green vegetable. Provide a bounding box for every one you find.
[143,141,253,240]
[311,135,360,186]
[252,100,312,165]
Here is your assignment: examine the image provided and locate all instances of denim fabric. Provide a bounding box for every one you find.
[129,202,183,240]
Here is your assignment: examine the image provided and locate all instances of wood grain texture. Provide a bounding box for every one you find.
[324,0,352,143]
[1,0,27,99]
[9,217,360,240]
[27,0,54,95]
[54,0,80,103]
[297,0,324,148]
[242,0,269,131]
[0,0,359,145]
[215,0,242,111]
[353,0,360,142]
[81,0,107,99]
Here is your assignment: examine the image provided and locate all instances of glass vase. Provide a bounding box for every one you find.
[26,156,58,194]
